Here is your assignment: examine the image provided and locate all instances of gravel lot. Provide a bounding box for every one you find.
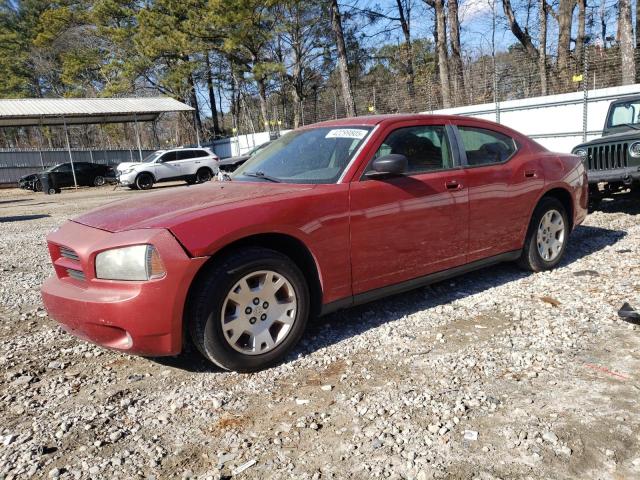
[1,184,640,480]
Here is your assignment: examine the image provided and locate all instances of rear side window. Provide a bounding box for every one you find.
[193,150,210,158]
[458,127,516,166]
[176,151,196,160]
[372,125,452,174]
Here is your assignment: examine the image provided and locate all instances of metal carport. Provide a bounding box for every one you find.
[0,97,195,188]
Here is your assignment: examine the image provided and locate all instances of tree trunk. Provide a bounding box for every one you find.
[292,46,304,128]
[205,53,221,136]
[431,0,451,108]
[619,0,635,85]
[502,0,538,58]
[329,0,357,117]
[448,0,465,104]
[556,0,575,89]
[575,0,586,72]
[395,0,415,98]
[538,0,548,95]
[256,76,270,129]
[187,72,202,137]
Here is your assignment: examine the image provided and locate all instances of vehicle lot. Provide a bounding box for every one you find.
[1,186,640,479]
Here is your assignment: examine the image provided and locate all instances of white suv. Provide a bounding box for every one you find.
[117,147,219,190]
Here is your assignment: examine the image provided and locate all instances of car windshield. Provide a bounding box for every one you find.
[608,101,640,128]
[232,127,372,184]
[142,151,164,163]
[44,164,62,172]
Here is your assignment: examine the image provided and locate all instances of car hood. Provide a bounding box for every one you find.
[219,155,250,166]
[116,162,143,171]
[575,130,640,149]
[73,181,315,233]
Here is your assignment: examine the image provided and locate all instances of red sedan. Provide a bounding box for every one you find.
[41,115,588,372]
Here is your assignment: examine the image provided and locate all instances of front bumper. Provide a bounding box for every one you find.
[117,171,136,185]
[587,166,640,184]
[41,221,207,356]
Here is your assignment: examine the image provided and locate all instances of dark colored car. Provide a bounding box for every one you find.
[572,95,640,202]
[218,141,272,172]
[33,162,115,193]
[41,114,587,372]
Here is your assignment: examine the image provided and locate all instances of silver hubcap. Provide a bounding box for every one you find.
[221,270,297,355]
[537,209,565,262]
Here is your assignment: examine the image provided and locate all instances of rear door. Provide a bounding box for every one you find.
[175,150,198,176]
[452,122,544,261]
[52,163,74,187]
[349,121,469,295]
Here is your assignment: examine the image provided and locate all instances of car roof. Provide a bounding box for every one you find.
[303,113,502,129]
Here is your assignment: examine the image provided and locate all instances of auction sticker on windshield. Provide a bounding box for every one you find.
[325,129,369,139]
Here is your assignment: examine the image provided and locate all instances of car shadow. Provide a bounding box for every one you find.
[150,223,625,374]
[0,199,30,205]
[592,191,640,215]
[0,214,50,223]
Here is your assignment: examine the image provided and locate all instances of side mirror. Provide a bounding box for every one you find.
[366,154,408,178]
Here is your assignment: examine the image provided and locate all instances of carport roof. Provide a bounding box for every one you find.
[0,97,194,127]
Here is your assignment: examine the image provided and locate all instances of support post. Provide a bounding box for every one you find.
[133,114,143,162]
[37,118,45,169]
[63,117,78,189]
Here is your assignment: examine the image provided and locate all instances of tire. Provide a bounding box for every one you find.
[195,168,213,184]
[188,248,310,372]
[33,180,42,192]
[135,173,154,190]
[517,197,569,272]
[48,188,57,195]
[93,175,106,187]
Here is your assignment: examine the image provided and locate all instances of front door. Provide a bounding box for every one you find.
[349,122,469,295]
[154,151,181,180]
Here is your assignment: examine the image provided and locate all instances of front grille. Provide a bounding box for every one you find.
[587,143,628,171]
[59,246,80,262]
[66,268,86,281]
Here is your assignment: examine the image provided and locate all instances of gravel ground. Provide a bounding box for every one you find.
[1,184,640,480]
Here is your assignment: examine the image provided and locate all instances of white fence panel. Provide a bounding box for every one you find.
[210,130,291,158]
[429,84,640,153]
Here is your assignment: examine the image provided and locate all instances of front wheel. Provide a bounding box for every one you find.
[188,248,310,372]
[135,173,154,190]
[518,197,569,272]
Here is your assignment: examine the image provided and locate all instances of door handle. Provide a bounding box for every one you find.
[195,161,201,164]
[445,180,463,190]
[524,169,537,178]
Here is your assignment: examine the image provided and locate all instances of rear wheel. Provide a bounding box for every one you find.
[518,197,569,272]
[135,173,154,190]
[93,175,106,186]
[195,167,213,183]
[188,248,309,372]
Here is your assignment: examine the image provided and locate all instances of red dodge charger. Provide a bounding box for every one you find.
[41,115,588,372]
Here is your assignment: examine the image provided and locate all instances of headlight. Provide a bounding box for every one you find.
[121,168,135,175]
[573,148,588,161]
[629,142,640,158]
[95,245,166,281]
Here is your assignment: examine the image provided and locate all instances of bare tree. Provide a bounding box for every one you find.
[538,0,548,95]
[448,0,465,103]
[329,0,357,117]
[502,0,538,58]
[395,0,415,97]
[205,53,221,136]
[619,0,635,85]
[424,0,451,108]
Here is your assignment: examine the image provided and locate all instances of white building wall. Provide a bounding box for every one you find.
[428,84,640,153]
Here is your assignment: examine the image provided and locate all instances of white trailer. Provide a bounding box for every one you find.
[429,84,640,153]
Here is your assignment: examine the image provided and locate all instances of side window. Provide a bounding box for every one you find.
[458,126,517,166]
[160,151,178,162]
[54,164,72,173]
[193,150,209,158]
[176,150,196,160]
[372,125,452,174]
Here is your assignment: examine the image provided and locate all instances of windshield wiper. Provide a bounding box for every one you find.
[243,171,282,183]
[622,123,640,131]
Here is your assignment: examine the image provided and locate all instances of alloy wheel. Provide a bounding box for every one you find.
[536,209,565,262]
[220,270,297,355]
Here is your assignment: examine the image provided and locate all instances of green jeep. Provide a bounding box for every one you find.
[572,95,640,202]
